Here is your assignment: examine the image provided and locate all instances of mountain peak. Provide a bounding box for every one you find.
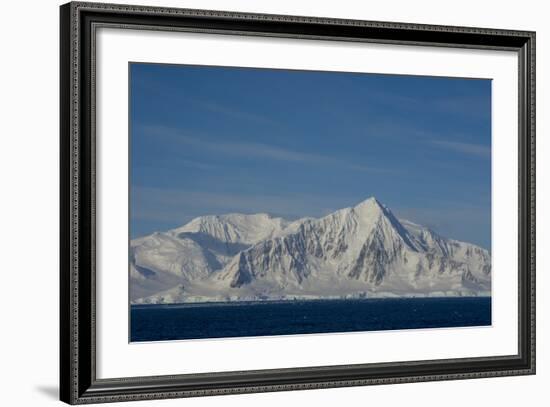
[352,196,387,214]
[356,196,381,206]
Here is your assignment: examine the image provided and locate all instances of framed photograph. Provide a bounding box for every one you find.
[60,1,535,404]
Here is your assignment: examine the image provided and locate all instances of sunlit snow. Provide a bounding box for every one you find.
[130,197,491,304]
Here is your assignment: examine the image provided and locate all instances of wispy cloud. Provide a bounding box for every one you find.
[428,140,491,158]
[368,87,490,121]
[324,76,489,122]
[178,159,218,171]
[362,122,431,142]
[195,100,280,127]
[132,70,281,127]
[357,123,491,161]
[139,124,394,174]
[434,95,491,120]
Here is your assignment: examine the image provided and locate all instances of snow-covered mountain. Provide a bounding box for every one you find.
[130,197,491,304]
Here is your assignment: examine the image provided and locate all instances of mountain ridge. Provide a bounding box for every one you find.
[130,197,491,304]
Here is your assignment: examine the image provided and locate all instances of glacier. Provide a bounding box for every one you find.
[130,197,491,304]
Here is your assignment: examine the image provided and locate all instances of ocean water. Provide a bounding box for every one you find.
[130,297,491,342]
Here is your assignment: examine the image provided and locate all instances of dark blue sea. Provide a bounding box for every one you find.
[130,297,491,342]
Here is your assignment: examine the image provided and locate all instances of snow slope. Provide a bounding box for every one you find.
[130,198,491,304]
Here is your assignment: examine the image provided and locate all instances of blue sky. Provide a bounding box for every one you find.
[130,63,491,249]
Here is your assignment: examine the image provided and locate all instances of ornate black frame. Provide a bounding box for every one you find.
[60,1,536,404]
